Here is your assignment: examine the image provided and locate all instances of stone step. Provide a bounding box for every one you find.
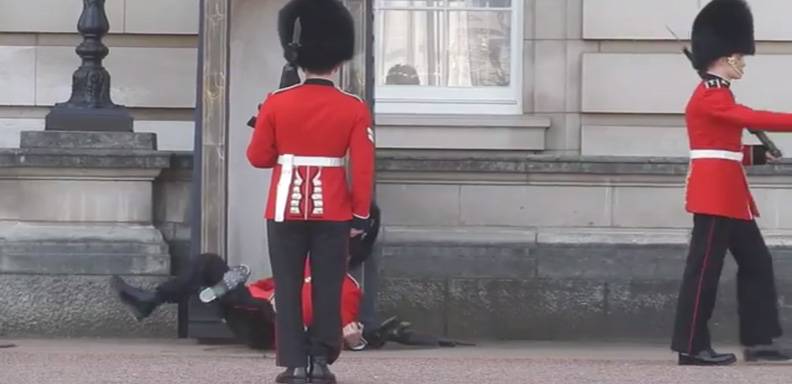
[0,222,175,337]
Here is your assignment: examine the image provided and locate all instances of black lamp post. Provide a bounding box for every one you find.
[45,0,133,132]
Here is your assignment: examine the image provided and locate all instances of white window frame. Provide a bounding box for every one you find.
[374,0,523,115]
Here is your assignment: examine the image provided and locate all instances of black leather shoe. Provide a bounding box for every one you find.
[309,356,337,384]
[275,367,308,384]
[110,276,161,321]
[678,348,737,366]
[744,344,792,362]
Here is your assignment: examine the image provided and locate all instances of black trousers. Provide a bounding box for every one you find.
[671,214,782,354]
[157,253,230,302]
[156,253,275,349]
[267,220,349,368]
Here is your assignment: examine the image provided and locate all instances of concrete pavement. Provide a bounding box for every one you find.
[2,339,792,384]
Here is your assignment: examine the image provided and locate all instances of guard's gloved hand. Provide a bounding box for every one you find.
[247,103,263,128]
[351,216,371,238]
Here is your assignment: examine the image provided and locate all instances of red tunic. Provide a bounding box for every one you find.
[685,76,792,220]
[246,79,375,221]
[247,270,362,329]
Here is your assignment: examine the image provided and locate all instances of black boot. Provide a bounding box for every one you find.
[110,276,162,321]
[309,356,336,384]
[744,343,792,362]
[678,348,737,366]
[275,367,308,384]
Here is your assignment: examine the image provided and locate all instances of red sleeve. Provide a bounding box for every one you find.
[704,89,792,132]
[340,275,362,327]
[349,104,375,219]
[246,95,278,168]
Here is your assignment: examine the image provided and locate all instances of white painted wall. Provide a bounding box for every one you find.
[226,0,289,279]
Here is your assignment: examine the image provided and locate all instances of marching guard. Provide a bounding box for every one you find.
[672,0,792,366]
[246,0,375,382]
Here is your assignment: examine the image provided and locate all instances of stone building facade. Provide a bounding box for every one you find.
[3,0,792,341]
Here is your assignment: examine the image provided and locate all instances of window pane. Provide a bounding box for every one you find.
[378,0,443,8]
[448,11,511,87]
[378,10,444,86]
[448,0,511,8]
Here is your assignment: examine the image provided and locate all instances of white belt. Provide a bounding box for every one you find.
[274,154,345,222]
[689,149,743,162]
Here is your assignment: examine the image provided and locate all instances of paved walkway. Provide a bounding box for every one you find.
[2,339,792,383]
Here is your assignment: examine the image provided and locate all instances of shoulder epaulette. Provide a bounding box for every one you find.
[271,82,303,95]
[335,87,364,103]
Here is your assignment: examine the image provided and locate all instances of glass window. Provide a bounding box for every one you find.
[375,0,522,114]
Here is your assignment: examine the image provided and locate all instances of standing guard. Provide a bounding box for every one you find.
[671,0,792,366]
[246,0,375,382]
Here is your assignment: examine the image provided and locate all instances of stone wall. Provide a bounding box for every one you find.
[5,148,792,341]
[373,153,792,341]
[580,0,792,156]
[0,148,193,337]
[0,0,197,151]
[5,1,792,155]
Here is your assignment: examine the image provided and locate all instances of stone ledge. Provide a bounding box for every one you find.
[20,131,156,151]
[376,153,792,176]
[167,151,194,170]
[0,250,169,275]
[0,148,171,169]
[0,223,170,275]
[0,222,167,243]
[105,151,792,177]
[382,226,792,247]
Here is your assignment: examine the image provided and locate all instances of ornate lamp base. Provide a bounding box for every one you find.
[45,105,133,132]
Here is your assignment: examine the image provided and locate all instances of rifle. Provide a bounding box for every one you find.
[667,26,783,158]
[248,18,303,129]
[362,316,476,349]
[245,62,301,128]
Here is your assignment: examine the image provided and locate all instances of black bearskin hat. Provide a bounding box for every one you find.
[689,0,755,72]
[348,202,381,270]
[278,0,355,73]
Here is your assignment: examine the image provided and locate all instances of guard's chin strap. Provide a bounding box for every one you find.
[727,58,744,76]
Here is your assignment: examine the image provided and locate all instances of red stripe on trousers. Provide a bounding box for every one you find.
[687,218,717,354]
